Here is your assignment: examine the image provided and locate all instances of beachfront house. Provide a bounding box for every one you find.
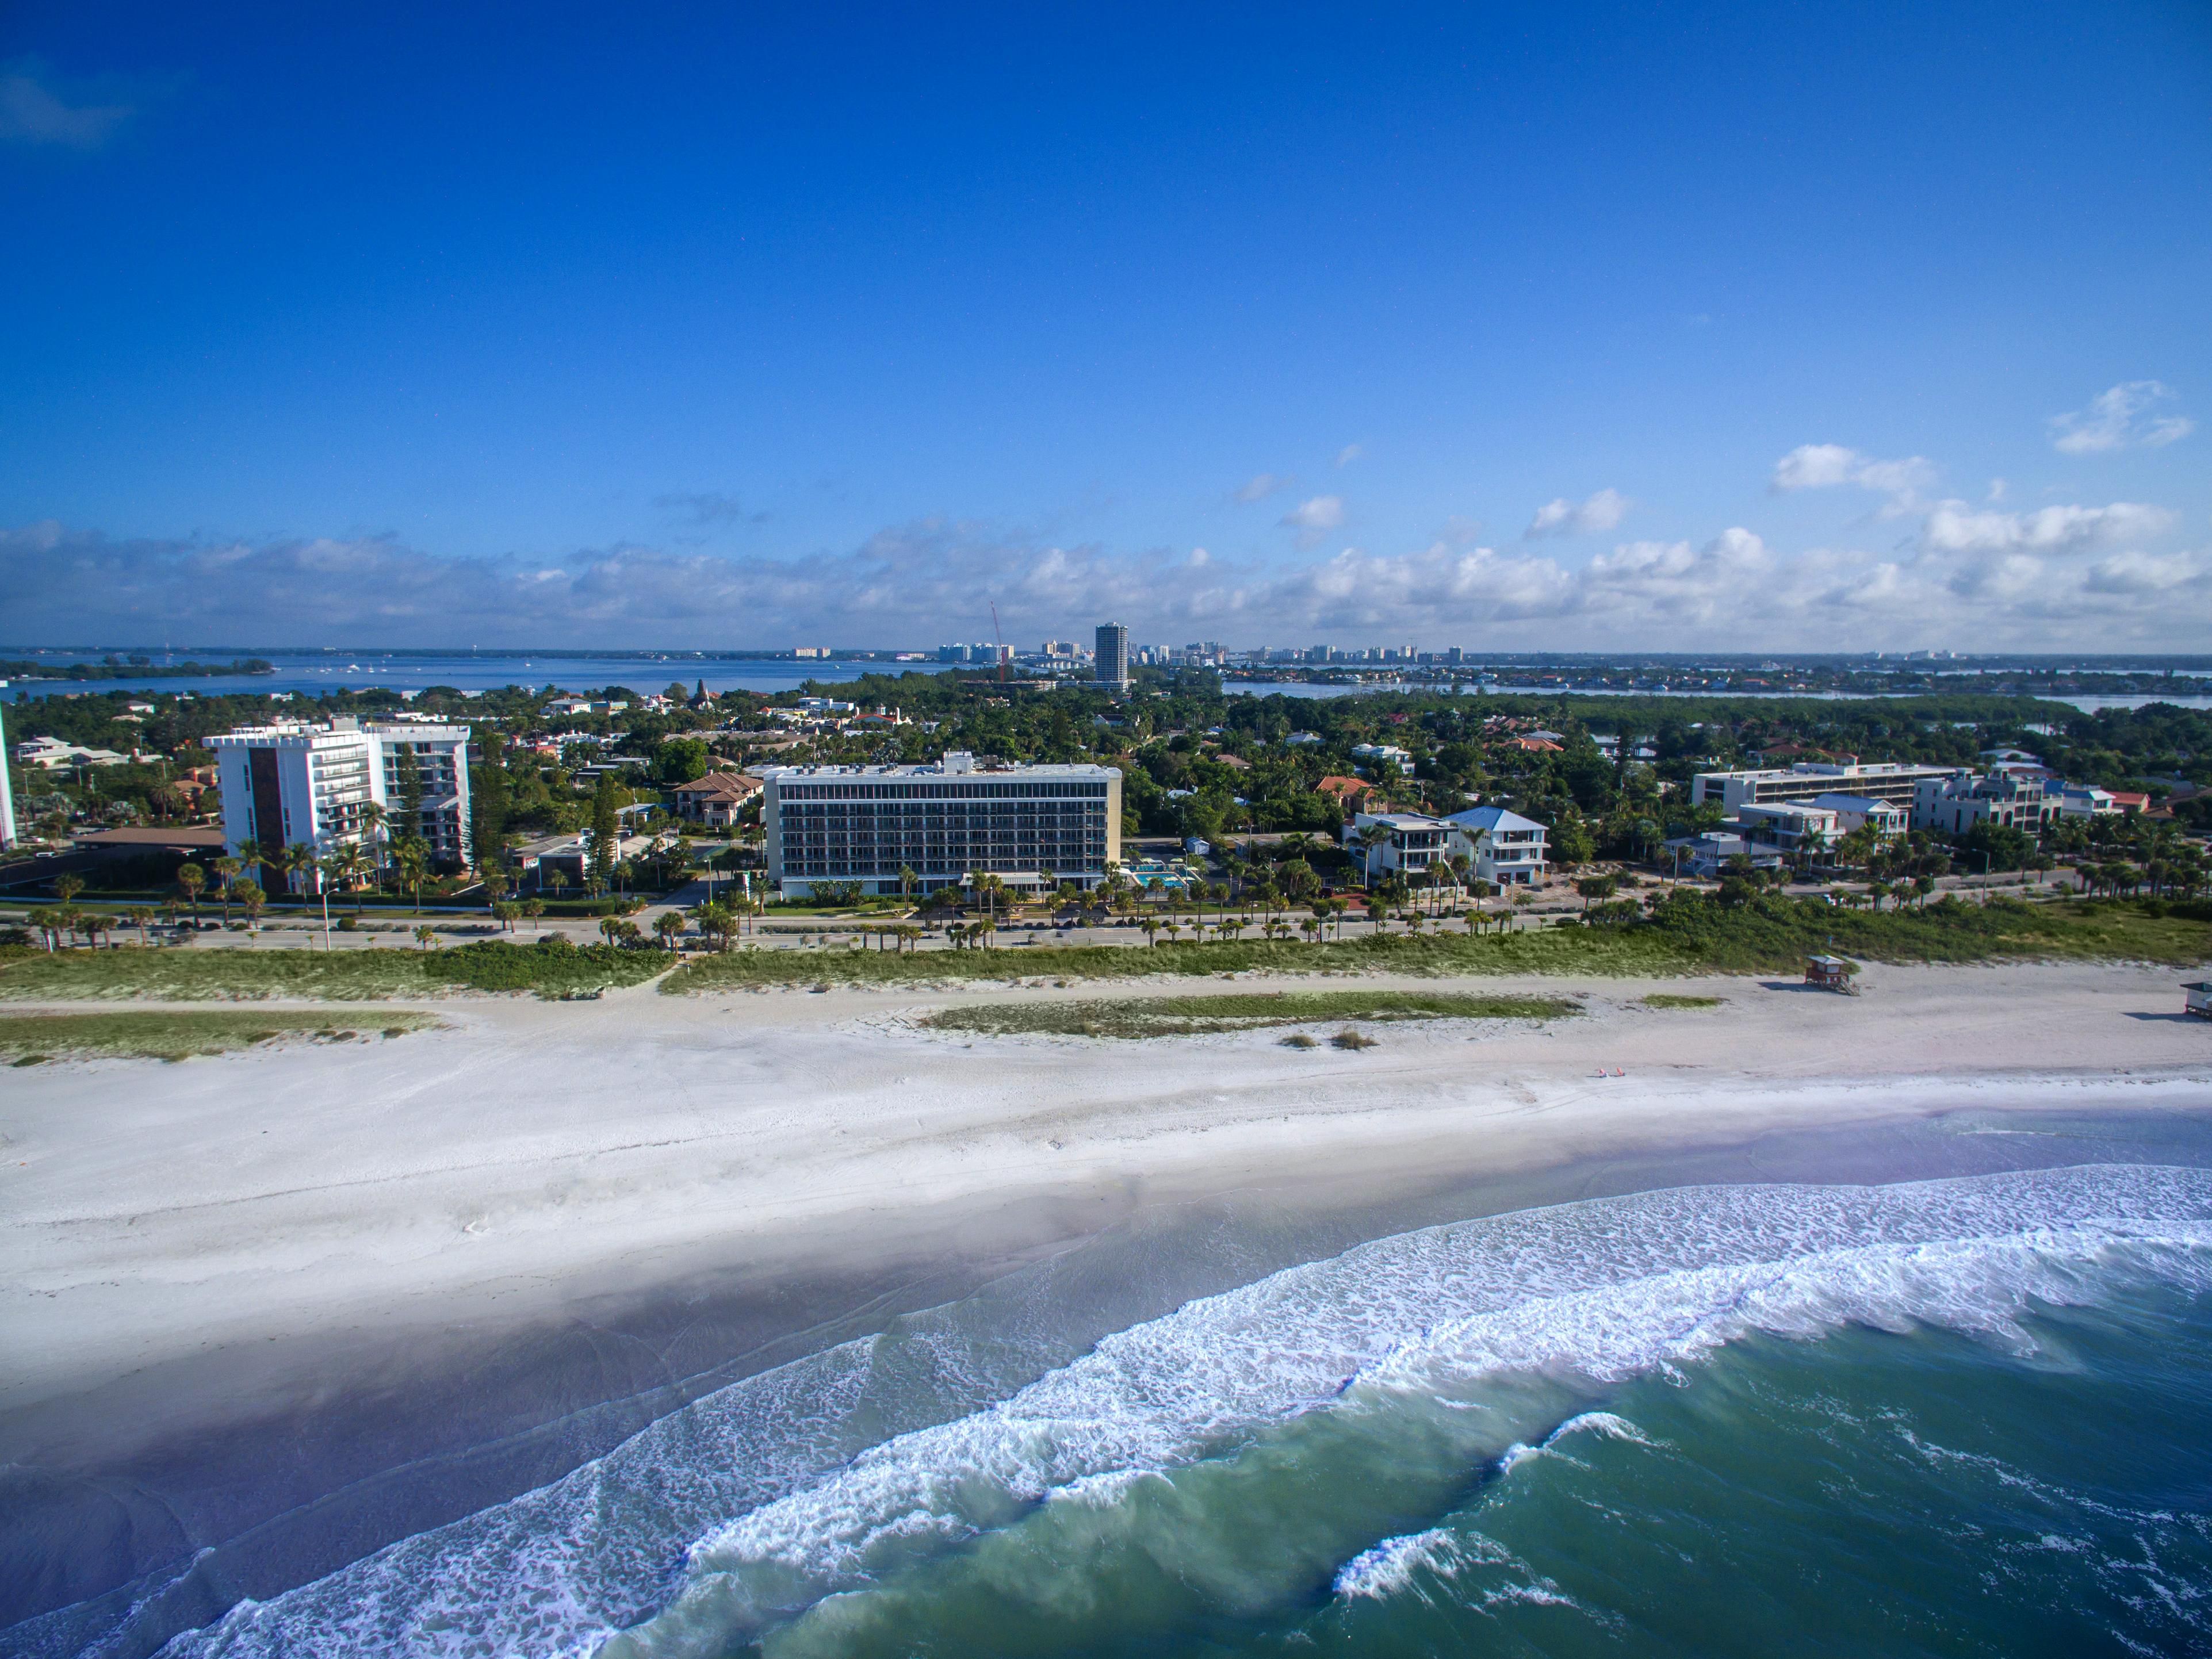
[1349,811,1452,882]
[1662,830,1784,880]
[1811,792,1908,841]
[1441,805,1550,886]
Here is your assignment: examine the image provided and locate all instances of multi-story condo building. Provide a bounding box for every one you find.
[206,717,473,884]
[1094,622,1131,688]
[1691,761,1957,814]
[763,752,1122,898]
[0,683,16,848]
[1912,769,2053,837]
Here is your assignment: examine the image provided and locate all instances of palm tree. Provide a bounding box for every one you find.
[176,863,206,924]
[235,838,266,889]
[394,838,431,912]
[211,856,241,921]
[546,867,571,903]
[1356,821,1393,886]
[492,899,519,932]
[324,844,365,913]
[236,880,266,929]
[127,906,156,947]
[655,911,686,951]
[284,841,318,903]
[414,925,437,950]
[355,802,388,884]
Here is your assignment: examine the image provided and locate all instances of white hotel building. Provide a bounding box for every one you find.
[206,717,473,882]
[763,752,1121,898]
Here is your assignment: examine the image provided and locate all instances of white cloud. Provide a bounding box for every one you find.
[1279,495,1345,548]
[2049,381,2194,454]
[1525,487,1629,539]
[1920,500,2175,555]
[2083,549,2210,595]
[9,512,2211,656]
[1335,443,1363,468]
[1232,472,1286,504]
[0,62,135,150]
[1770,444,1937,497]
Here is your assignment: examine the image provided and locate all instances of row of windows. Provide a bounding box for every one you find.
[788,858,1104,876]
[776,781,1109,801]
[784,812,1100,826]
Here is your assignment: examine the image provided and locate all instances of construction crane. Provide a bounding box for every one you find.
[990,601,1007,683]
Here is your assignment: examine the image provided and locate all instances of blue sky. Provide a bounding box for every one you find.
[3,2,2208,650]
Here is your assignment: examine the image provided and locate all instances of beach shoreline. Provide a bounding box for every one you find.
[4,959,2211,1640]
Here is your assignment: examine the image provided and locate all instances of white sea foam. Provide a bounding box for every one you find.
[103,1165,2212,1659]
[1330,1528,1471,1599]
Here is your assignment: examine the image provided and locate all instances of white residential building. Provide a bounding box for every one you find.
[1691,761,1956,814]
[763,752,1121,898]
[0,684,14,848]
[1353,806,1551,887]
[1442,805,1551,885]
[1350,742,1416,776]
[2051,783,2120,818]
[1911,769,2053,836]
[206,717,474,884]
[1734,800,1842,854]
[1350,813,1452,882]
[14,735,130,769]
[1812,792,1908,840]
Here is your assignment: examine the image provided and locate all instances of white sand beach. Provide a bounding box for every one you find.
[5,960,2210,1428]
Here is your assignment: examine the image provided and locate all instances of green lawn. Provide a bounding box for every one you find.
[0,940,672,1002]
[663,895,2212,994]
[919,989,1581,1039]
[1,1010,442,1063]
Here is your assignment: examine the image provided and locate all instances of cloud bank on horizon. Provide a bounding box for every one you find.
[7,402,2203,652]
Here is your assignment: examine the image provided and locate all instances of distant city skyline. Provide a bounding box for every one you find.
[3,3,2208,650]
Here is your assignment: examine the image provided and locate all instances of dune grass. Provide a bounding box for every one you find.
[0,940,671,1002]
[1640,994,1726,1009]
[917,990,1580,1040]
[662,896,2211,995]
[0,1010,442,1063]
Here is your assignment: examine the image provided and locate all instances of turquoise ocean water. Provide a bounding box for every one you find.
[14,1163,2212,1658]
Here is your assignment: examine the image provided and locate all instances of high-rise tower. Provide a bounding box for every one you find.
[1094,623,1130,688]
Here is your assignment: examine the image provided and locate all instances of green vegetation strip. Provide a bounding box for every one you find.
[0,940,672,1002]
[0,1011,441,1063]
[1641,994,1725,1009]
[920,990,1580,1039]
[663,896,2212,994]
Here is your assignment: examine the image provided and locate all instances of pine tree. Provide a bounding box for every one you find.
[470,731,508,870]
[589,771,621,895]
[395,745,425,843]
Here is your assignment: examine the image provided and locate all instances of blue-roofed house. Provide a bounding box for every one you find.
[1442,805,1551,886]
